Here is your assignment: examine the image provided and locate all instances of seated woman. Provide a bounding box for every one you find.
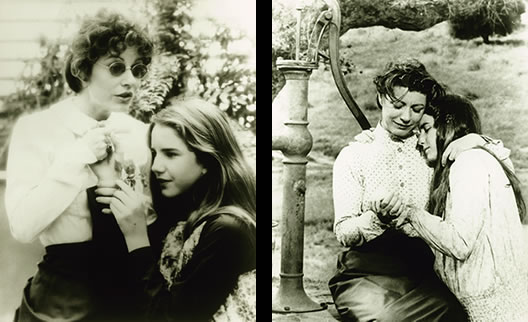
[95,97,256,321]
[5,10,154,321]
[376,94,528,321]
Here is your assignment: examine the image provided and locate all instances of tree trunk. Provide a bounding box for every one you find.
[340,0,449,35]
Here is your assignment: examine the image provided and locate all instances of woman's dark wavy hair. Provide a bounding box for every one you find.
[64,10,154,93]
[373,59,445,108]
[148,97,256,239]
[425,94,526,223]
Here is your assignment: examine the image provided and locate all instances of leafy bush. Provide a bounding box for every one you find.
[131,0,256,132]
[272,0,326,100]
[130,53,182,123]
[272,0,324,61]
[2,37,67,120]
[272,48,285,101]
[193,25,256,132]
[448,0,525,43]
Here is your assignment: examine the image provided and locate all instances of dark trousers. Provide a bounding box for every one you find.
[329,231,468,322]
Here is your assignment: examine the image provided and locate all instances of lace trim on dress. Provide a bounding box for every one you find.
[458,276,528,322]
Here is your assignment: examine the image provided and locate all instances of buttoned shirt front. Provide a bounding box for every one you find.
[332,123,432,247]
[5,96,152,245]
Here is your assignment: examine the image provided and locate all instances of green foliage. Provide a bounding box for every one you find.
[272,0,325,60]
[272,48,285,101]
[448,0,525,43]
[2,37,67,120]
[131,0,256,132]
[272,0,326,101]
[130,53,182,122]
[194,25,256,131]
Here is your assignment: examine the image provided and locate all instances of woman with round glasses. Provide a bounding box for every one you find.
[94,60,149,79]
[5,9,153,321]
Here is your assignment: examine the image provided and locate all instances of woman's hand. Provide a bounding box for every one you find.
[81,125,113,162]
[90,152,117,182]
[442,133,485,166]
[393,205,415,229]
[96,180,149,251]
[371,191,405,224]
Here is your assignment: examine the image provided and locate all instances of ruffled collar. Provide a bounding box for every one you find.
[373,122,419,149]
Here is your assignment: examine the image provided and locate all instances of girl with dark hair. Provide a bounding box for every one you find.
[378,94,528,321]
[95,97,256,321]
[5,9,154,321]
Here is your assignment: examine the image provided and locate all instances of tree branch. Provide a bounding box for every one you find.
[340,0,449,33]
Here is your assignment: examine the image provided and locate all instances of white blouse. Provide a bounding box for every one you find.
[332,124,431,247]
[5,97,151,246]
[332,123,512,248]
[405,149,528,321]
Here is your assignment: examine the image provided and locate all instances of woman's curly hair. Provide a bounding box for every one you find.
[373,58,445,107]
[64,10,154,93]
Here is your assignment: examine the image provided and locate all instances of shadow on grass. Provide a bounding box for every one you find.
[272,221,342,321]
[474,39,526,46]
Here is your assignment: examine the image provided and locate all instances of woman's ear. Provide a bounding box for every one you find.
[72,68,89,89]
[376,94,384,110]
[79,72,90,89]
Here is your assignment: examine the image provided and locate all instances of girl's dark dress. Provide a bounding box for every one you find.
[130,212,256,321]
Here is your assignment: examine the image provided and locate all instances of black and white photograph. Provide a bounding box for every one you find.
[0,0,256,320]
[272,0,528,320]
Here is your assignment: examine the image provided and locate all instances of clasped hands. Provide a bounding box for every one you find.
[84,124,148,239]
[369,191,411,228]
[95,179,148,236]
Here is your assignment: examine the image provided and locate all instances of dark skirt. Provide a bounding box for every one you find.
[329,230,468,322]
[14,242,99,321]
[14,187,133,321]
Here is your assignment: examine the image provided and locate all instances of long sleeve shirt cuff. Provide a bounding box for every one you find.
[335,211,388,247]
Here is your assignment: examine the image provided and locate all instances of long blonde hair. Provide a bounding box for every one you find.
[149,97,256,236]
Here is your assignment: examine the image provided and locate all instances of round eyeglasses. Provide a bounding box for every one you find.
[96,61,149,79]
